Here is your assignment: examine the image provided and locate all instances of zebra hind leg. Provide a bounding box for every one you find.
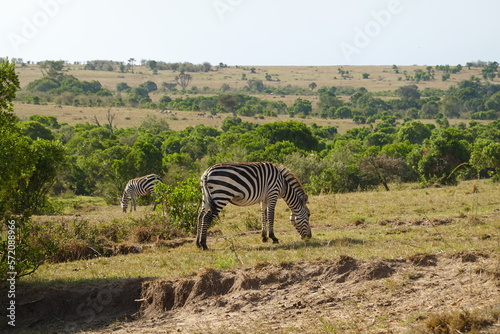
[196,210,213,250]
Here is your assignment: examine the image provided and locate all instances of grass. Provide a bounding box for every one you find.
[15,64,487,93]
[419,306,500,333]
[22,179,500,284]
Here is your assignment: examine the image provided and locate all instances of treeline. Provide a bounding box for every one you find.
[11,112,500,214]
[82,60,214,73]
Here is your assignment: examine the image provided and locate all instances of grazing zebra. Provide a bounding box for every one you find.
[196,162,311,250]
[119,174,163,212]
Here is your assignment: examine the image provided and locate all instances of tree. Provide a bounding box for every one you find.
[39,60,65,77]
[147,60,157,71]
[481,62,498,80]
[140,81,158,92]
[309,82,317,91]
[202,62,212,72]
[18,121,55,140]
[317,86,343,113]
[0,58,20,113]
[256,121,319,151]
[246,79,265,92]
[288,98,312,116]
[116,82,130,92]
[175,73,192,90]
[128,58,136,73]
[485,91,500,111]
[471,141,500,181]
[218,94,241,116]
[334,106,353,119]
[396,85,420,99]
[396,121,432,144]
[128,86,151,105]
[360,152,411,191]
[416,128,471,185]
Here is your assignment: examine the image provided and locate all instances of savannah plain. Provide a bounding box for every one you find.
[4,64,500,333]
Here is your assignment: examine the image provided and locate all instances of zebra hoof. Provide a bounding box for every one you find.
[262,237,268,243]
[272,239,279,244]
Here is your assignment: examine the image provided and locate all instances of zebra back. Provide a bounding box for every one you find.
[124,174,162,197]
[200,162,307,211]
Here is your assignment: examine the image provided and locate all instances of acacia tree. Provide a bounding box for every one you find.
[128,58,136,73]
[175,73,192,90]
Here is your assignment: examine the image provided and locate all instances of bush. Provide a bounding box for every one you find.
[154,177,202,234]
[1,215,47,279]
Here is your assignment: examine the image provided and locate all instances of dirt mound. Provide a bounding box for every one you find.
[7,253,500,333]
[138,256,370,316]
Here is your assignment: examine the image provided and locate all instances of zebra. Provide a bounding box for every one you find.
[119,174,163,212]
[196,162,311,250]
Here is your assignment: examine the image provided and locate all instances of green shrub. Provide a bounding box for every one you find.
[154,177,202,234]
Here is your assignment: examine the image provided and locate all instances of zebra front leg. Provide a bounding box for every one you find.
[130,195,135,212]
[260,201,269,242]
[267,201,279,244]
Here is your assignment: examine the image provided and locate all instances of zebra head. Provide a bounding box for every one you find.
[290,193,312,240]
[118,197,128,212]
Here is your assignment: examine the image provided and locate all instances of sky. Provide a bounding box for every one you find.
[1,0,499,66]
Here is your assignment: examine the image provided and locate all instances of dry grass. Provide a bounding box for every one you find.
[420,307,500,334]
[24,179,500,283]
[13,101,386,133]
[15,64,487,92]
[14,63,492,133]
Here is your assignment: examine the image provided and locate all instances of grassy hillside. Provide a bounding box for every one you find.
[15,64,485,92]
[25,179,499,282]
[12,63,490,132]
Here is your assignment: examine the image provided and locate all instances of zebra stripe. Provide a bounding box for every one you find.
[119,174,162,212]
[196,162,311,250]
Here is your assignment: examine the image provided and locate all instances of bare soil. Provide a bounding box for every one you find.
[8,251,500,333]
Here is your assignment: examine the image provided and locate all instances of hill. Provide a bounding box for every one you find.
[12,63,492,132]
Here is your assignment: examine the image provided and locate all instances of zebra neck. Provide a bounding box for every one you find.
[122,190,131,200]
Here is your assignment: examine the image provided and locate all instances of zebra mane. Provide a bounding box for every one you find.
[275,164,306,190]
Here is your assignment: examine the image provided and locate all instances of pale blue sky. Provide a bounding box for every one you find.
[1,0,499,66]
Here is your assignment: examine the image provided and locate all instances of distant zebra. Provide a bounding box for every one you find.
[196,162,311,250]
[119,174,163,212]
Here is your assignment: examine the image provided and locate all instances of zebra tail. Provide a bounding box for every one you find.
[201,174,218,215]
